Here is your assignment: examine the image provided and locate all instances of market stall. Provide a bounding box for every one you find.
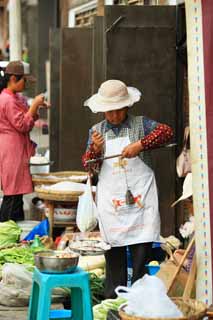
[32,171,88,236]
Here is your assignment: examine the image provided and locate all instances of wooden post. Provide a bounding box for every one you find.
[9,0,22,60]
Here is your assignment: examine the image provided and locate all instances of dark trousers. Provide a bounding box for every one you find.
[104,242,153,299]
[0,194,24,222]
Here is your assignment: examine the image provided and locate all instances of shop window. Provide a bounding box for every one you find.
[75,7,97,27]
[68,0,98,27]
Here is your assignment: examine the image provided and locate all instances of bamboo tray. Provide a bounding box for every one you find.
[32,171,88,186]
[119,298,206,320]
[34,186,84,202]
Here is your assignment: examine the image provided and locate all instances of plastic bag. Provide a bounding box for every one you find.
[76,179,98,232]
[115,275,183,318]
[0,263,69,307]
[2,263,32,289]
[0,263,32,306]
[24,218,49,241]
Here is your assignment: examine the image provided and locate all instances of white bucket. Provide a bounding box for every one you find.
[17,220,40,240]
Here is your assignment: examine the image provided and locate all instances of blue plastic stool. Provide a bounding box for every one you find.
[50,309,72,319]
[28,267,93,320]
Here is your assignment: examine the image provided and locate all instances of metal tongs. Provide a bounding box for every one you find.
[85,143,177,165]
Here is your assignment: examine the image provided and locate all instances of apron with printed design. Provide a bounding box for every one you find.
[96,131,160,247]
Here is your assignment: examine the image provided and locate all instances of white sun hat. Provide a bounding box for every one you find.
[84,79,141,113]
[171,173,192,207]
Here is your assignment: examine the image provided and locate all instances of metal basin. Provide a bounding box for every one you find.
[34,250,79,274]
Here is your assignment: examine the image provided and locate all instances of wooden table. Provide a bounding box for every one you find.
[36,191,80,237]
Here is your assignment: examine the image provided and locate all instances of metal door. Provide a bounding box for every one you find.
[104,6,177,235]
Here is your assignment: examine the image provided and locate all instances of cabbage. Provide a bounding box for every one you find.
[0,220,22,247]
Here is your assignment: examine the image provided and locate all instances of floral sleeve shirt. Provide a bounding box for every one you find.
[82,114,173,173]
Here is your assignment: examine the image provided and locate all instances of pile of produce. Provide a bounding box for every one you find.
[43,181,86,192]
[0,246,43,271]
[93,297,126,320]
[0,220,21,247]
[90,272,105,305]
[78,254,105,277]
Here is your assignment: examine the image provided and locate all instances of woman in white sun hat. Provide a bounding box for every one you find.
[82,79,173,298]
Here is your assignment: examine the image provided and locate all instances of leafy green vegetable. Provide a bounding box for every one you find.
[90,272,105,305]
[0,220,21,247]
[0,246,43,268]
[93,297,126,320]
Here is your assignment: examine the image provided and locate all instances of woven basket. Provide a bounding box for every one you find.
[32,171,88,186]
[119,298,206,320]
[35,186,84,202]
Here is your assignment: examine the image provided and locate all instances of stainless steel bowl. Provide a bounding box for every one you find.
[34,250,79,273]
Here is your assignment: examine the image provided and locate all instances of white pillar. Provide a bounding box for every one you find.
[9,0,22,61]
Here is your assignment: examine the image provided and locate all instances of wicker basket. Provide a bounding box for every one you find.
[34,186,84,202]
[119,298,206,320]
[32,171,88,186]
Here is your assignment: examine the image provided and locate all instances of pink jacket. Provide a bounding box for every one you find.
[0,89,36,195]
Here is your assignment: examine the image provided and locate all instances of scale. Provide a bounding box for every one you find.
[86,143,177,206]
[69,239,111,256]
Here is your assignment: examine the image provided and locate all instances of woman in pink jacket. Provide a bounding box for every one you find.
[0,61,49,221]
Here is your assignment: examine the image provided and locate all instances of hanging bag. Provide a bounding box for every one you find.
[76,178,98,232]
[176,127,191,178]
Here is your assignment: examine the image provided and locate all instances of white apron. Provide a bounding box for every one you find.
[96,131,160,247]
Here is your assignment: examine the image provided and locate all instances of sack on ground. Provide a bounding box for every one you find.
[0,263,69,307]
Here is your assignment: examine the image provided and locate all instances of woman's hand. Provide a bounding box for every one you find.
[92,130,104,153]
[33,94,51,109]
[122,141,143,158]
[29,94,50,117]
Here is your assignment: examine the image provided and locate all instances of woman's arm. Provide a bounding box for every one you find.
[141,119,173,151]
[5,100,35,133]
[122,117,173,158]
[5,94,50,134]
[82,128,103,173]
